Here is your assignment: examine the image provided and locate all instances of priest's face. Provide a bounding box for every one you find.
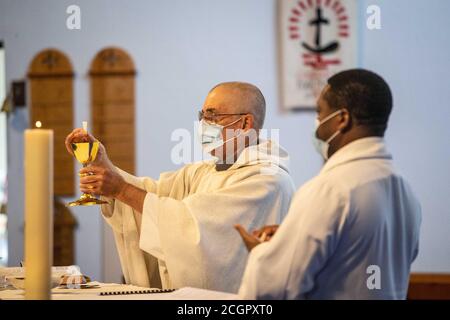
[316,85,340,142]
[201,86,254,162]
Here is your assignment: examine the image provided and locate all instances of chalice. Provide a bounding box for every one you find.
[67,129,108,207]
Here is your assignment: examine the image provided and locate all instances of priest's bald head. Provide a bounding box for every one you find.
[200,82,266,169]
[206,82,266,129]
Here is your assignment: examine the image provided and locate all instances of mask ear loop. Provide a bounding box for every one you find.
[319,109,345,144]
[319,109,344,126]
[222,118,244,144]
[222,116,254,165]
[326,110,349,147]
[222,116,244,129]
[239,116,259,147]
[326,130,341,144]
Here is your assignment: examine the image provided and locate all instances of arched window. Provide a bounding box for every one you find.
[89,47,136,174]
[27,49,75,196]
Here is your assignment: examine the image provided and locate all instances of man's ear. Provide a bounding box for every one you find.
[338,109,352,132]
[243,114,254,130]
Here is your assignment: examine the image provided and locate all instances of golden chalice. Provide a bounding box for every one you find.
[67,141,108,207]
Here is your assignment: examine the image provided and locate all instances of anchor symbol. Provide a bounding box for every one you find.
[302,7,339,55]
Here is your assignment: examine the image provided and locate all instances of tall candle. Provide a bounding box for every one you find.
[24,122,53,300]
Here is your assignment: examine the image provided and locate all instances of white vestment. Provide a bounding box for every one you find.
[101,140,295,293]
[239,137,422,299]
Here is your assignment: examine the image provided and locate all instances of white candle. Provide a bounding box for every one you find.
[24,122,54,300]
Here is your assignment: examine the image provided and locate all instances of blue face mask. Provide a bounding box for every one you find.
[312,109,343,160]
[198,117,243,153]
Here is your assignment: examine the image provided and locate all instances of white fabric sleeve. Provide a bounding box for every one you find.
[238,181,348,299]
[138,172,294,292]
[139,193,164,260]
[100,166,158,230]
[98,165,191,288]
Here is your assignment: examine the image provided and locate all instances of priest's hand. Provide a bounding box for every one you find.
[64,128,111,168]
[79,165,126,198]
[66,128,146,213]
[234,224,279,252]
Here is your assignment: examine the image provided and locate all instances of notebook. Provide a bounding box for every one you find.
[99,288,176,296]
[50,281,176,297]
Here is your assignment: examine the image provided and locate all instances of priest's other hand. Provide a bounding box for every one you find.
[251,225,279,242]
[79,165,126,198]
[64,128,111,168]
[234,224,279,252]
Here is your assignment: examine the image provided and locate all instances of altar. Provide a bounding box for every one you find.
[0,282,239,300]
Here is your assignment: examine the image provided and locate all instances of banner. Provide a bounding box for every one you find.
[278,0,359,110]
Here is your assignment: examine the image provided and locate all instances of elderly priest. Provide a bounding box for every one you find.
[65,82,295,293]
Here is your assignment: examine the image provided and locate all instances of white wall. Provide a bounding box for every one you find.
[0,0,448,280]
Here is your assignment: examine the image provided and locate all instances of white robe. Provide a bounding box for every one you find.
[101,140,295,293]
[239,137,422,299]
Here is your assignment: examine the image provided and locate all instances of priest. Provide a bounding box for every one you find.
[65,82,295,293]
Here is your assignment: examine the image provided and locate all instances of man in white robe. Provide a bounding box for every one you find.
[65,82,295,293]
[236,70,422,299]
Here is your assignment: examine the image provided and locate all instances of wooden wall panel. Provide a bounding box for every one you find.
[28,49,75,196]
[90,47,136,174]
[408,273,450,300]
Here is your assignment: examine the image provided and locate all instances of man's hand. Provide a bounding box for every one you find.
[65,128,110,167]
[65,128,146,212]
[234,224,279,252]
[66,128,125,198]
[79,165,126,199]
[251,225,279,242]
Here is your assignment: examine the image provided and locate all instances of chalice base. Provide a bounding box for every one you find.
[67,193,108,207]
